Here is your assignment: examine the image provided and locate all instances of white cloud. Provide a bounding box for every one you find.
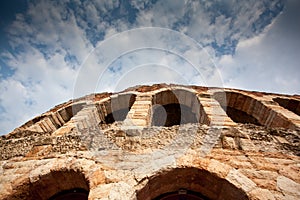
[94,49,198,92]
[217,0,300,94]
[0,44,78,133]
[111,64,189,92]
[0,0,95,134]
[76,28,222,97]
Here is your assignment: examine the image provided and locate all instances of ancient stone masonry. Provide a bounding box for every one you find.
[0,84,300,200]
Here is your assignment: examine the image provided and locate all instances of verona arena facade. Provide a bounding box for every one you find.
[0,84,299,200]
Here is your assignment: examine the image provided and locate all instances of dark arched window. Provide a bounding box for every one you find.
[273,97,300,116]
[58,103,86,123]
[49,188,88,200]
[136,167,249,200]
[30,169,90,200]
[97,93,136,124]
[213,92,261,126]
[151,89,206,126]
[153,189,209,200]
[151,103,198,127]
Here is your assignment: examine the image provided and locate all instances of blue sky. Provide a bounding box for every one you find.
[0,0,299,135]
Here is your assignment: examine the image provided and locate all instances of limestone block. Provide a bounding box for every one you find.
[228,92,238,108]
[89,169,106,189]
[174,90,186,105]
[221,137,236,149]
[108,182,135,200]
[50,113,62,128]
[234,94,246,110]
[265,110,277,127]
[239,138,257,151]
[277,175,300,198]
[279,164,300,184]
[226,169,257,192]
[58,108,70,122]
[249,188,275,200]
[43,117,57,131]
[207,159,232,178]
[184,93,194,107]
[242,97,253,114]
[26,123,44,132]
[252,101,264,120]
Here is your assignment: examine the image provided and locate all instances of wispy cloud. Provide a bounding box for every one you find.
[217,0,300,94]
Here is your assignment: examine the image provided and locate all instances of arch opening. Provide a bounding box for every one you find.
[58,103,86,123]
[151,89,207,126]
[153,190,209,200]
[213,91,300,129]
[97,93,136,124]
[225,107,261,125]
[213,92,263,126]
[48,188,88,200]
[151,103,198,126]
[136,167,249,200]
[104,108,132,124]
[6,169,89,200]
[273,97,300,116]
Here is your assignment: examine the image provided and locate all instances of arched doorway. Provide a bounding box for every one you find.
[136,167,249,200]
[6,169,90,200]
[273,97,300,116]
[213,91,295,128]
[48,188,88,200]
[213,92,261,126]
[97,93,136,124]
[153,190,209,200]
[151,89,207,126]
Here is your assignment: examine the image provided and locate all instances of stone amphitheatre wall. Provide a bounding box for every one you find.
[0,84,299,200]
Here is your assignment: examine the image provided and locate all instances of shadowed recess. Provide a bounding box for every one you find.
[225,107,261,125]
[153,189,209,200]
[151,103,198,126]
[48,188,88,200]
[273,97,300,116]
[151,89,207,126]
[97,93,136,124]
[4,169,89,200]
[136,167,249,200]
[213,91,262,126]
[59,103,86,124]
[213,91,298,129]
